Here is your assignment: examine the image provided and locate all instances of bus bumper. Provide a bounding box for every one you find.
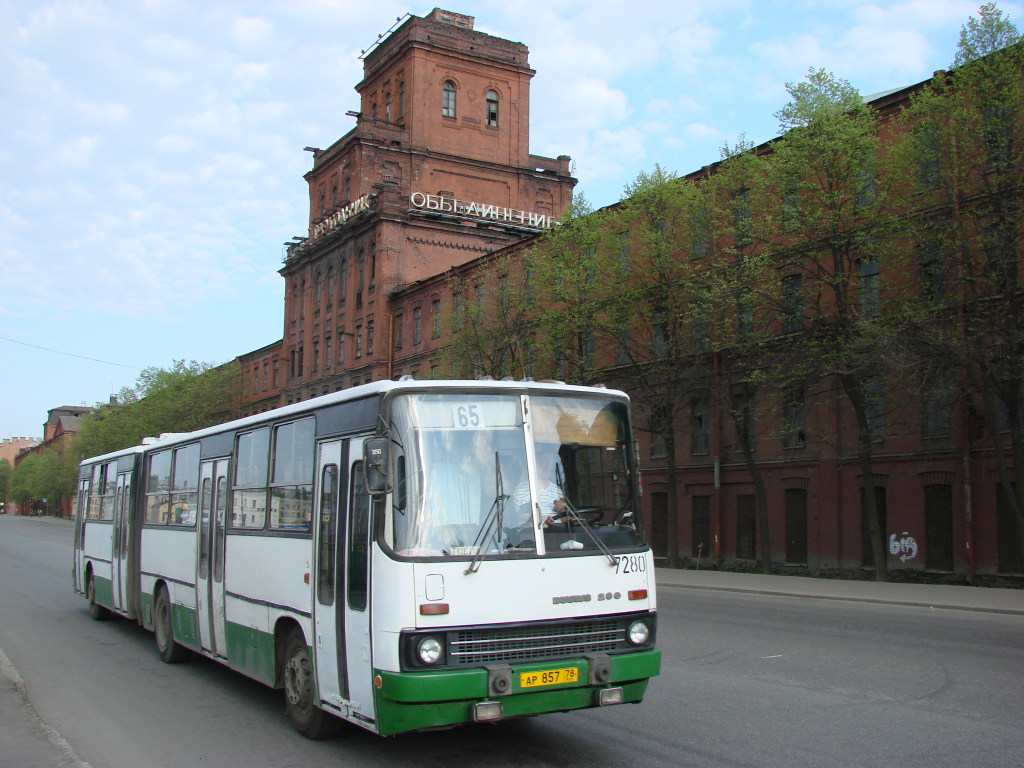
[373,649,661,736]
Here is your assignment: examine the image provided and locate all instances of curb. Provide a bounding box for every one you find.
[0,645,91,768]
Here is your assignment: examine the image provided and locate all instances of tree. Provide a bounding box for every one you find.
[73,360,240,459]
[900,10,1024,568]
[761,68,912,580]
[594,165,722,568]
[952,2,1021,67]
[708,139,780,574]
[0,458,11,507]
[441,250,536,380]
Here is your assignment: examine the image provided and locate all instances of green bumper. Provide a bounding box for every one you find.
[374,649,661,736]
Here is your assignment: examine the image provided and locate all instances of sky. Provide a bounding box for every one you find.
[1,0,1018,440]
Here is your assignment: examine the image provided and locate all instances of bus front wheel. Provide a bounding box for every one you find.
[283,629,341,739]
[154,589,190,664]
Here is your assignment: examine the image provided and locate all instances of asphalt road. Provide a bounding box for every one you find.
[2,515,1023,768]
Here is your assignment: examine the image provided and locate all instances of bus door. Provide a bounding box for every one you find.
[73,477,89,593]
[343,437,374,723]
[312,437,374,724]
[111,472,132,612]
[312,439,347,711]
[197,458,229,657]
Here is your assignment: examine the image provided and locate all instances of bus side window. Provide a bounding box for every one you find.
[318,464,338,606]
[348,462,369,611]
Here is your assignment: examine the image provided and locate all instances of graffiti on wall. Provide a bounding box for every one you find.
[889,531,919,562]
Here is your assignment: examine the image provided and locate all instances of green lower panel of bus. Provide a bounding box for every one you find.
[91,574,114,609]
[374,649,661,736]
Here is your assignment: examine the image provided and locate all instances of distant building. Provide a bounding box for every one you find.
[0,436,41,467]
[12,405,93,517]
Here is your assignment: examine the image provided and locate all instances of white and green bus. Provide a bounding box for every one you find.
[73,379,660,737]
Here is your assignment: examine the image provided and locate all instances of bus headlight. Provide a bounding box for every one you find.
[417,636,444,665]
[626,619,650,646]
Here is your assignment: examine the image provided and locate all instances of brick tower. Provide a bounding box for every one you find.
[272,8,576,404]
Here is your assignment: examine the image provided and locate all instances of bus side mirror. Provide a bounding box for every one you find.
[364,437,391,495]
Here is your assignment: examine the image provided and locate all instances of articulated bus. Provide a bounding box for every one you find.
[73,379,660,737]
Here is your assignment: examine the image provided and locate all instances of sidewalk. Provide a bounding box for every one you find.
[655,567,1024,616]
[0,646,87,768]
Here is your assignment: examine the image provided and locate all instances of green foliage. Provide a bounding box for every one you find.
[952,2,1021,67]
[72,360,240,459]
[0,458,10,502]
[775,69,865,130]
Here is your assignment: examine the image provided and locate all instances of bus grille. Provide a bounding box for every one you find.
[449,619,623,666]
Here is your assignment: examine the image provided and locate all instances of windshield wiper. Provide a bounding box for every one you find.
[555,466,618,567]
[465,453,507,575]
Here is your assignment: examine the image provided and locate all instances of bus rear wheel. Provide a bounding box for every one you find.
[283,629,341,739]
[154,589,190,664]
[86,575,110,621]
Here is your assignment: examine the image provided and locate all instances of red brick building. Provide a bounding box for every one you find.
[236,8,574,409]
[232,11,1020,582]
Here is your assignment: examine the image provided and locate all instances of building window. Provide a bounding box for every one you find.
[394,314,403,349]
[865,379,885,441]
[918,242,945,305]
[692,496,711,558]
[367,320,374,356]
[734,189,752,246]
[339,258,347,304]
[861,486,887,567]
[314,270,322,317]
[313,340,320,372]
[442,80,456,118]
[355,326,362,358]
[923,371,952,438]
[385,92,392,122]
[786,489,808,564]
[783,387,807,448]
[326,266,334,309]
[413,306,422,344]
[356,250,365,307]
[337,331,346,366]
[431,299,441,338]
[399,82,405,119]
[924,485,954,571]
[783,275,803,333]
[263,364,268,391]
[782,175,800,232]
[324,336,332,370]
[273,361,278,388]
[691,398,710,454]
[453,291,463,330]
[475,283,484,309]
[858,258,880,315]
[736,495,757,560]
[486,89,498,127]
[735,391,755,450]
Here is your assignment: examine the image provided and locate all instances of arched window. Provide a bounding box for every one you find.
[486,90,498,127]
[442,80,456,118]
[385,92,392,121]
[314,270,322,315]
[326,266,334,308]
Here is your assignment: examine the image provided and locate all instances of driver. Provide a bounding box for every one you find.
[511,444,567,527]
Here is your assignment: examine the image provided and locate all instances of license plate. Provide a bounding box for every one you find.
[519,667,579,689]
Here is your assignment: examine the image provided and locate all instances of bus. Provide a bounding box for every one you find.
[73,378,660,737]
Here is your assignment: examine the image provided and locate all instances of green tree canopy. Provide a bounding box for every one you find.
[73,360,240,459]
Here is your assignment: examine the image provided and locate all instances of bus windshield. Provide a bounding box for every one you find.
[384,391,644,559]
